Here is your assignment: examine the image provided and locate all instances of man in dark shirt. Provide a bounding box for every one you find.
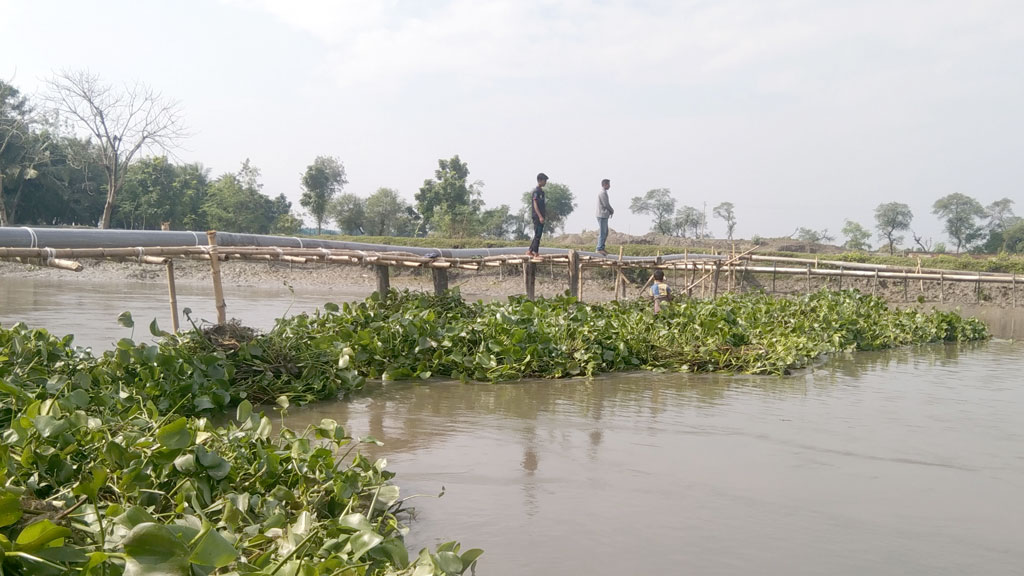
[527,172,548,257]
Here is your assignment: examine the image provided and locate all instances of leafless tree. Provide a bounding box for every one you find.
[44,70,185,228]
[911,230,932,252]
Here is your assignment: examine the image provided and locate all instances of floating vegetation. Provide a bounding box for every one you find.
[0,288,987,574]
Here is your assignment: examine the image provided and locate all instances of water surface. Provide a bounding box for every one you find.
[288,342,1024,575]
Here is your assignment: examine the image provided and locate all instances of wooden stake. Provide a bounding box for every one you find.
[206,231,227,325]
[524,262,536,299]
[940,272,944,302]
[376,264,390,296]
[568,249,580,298]
[712,261,722,298]
[166,260,179,332]
[432,268,449,294]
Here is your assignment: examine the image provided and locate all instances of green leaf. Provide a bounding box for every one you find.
[236,400,253,422]
[189,527,237,568]
[350,530,384,561]
[73,466,108,500]
[31,415,69,438]
[156,417,191,450]
[338,513,373,532]
[435,550,463,574]
[459,548,484,572]
[36,545,89,564]
[378,538,410,568]
[15,519,71,552]
[0,494,23,528]
[123,523,190,576]
[117,311,135,328]
[149,318,171,338]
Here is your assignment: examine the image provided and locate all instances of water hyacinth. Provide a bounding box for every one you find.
[0,288,987,574]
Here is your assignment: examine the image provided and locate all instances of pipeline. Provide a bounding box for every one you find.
[0,227,720,263]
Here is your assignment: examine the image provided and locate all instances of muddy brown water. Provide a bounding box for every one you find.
[3,277,1024,574]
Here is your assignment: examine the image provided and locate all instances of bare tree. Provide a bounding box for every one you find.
[45,70,184,228]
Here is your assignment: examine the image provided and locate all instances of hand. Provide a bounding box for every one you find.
[539,216,545,224]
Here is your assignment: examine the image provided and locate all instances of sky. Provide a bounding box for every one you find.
[2,0,1023,245]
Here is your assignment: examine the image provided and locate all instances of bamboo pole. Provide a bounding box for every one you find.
[166,260,180,332]
[432,268,449,294]
[207,231,227,325]
[524,261,536,299]
[568,250,580,298]
[376,265,390,296]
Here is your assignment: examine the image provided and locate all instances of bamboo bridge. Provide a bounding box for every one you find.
[1,227,1020,331]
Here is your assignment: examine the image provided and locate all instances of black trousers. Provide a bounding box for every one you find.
[529,221,544,253]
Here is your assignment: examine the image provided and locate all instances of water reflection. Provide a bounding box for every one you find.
[286,341,1024,576]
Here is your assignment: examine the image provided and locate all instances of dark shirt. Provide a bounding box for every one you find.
[532,186,546,223]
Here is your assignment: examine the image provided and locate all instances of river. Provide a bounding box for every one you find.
[3,277,1023,574]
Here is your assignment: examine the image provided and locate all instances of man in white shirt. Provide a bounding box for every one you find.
[596,178,614,256]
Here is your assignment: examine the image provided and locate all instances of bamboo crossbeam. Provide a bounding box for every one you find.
[747,254,1009,277]
[740,265,1015,284]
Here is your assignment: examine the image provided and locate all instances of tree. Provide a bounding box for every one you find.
[519,182,576,235]
[983,198,1020,253]
[712,202,737,239]
[114,156,183,229]
[795,227,834,244]
[45,70,184,229]
[300,156,347,235]
[841,220,871,251]
[674,205,704,238]
[932,193,985,253]
[479,205,519,240]
[414,155,483,236]
[630,188,676,235]
[203,160,286,234]
[1,80,55,226]
[329,193,365,235]
[874,202,913,255]
[364,187,417,236]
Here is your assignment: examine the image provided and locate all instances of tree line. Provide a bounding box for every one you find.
[3,73,1020,253]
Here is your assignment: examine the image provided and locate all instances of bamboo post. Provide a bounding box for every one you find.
[838,266,843,291]
[1013,273,1017,308]
[903,278,908,302]
[976,275,981,303]
[432,268,449,294]
[688,266,696,298]
[805,264,811,294]
[712,261,722,298]
[772,261,777,294]
[375,264,390,296]
[940,272,944,302]
[206,231,227,325]
[872,270,879,296]
[615,247,625,300]
[568,249,580,298]
[166,260,179,332]
[524,261,536,300]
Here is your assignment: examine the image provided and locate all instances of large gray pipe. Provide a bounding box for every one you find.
[0,227,719,262]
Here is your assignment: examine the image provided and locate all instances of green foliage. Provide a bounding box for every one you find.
[414,155,483,237]
[933,192,986,253]
[114,157,210,230]
[0,319,478,575]
[364,188,418,237]
[874,202,913,255]
[330,193,366,235]
[630,188,676,235]
[674,206,705,238]
[300,156,347,235]
[841,220,872,251]
[712,202,736,239]
[203,160,294,234]
[795,227,834,244]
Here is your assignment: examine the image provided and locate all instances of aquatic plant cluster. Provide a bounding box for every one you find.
[0,322,481,574]
[0,288,986,574]
[281,288,988,381]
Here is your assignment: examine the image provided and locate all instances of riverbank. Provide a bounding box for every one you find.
[1,257,1019,308]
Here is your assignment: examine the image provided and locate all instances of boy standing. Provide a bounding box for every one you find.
[596,178,614,255]
[527,172,548,257]
[650,269,673,314]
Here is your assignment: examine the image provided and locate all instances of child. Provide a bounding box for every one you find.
[650,269,672,313]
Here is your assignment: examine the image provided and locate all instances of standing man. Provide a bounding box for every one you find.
[596,178,614,256]
[527,172,548,257]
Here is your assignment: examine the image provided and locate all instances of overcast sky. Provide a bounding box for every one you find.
[3,0,1022,245]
